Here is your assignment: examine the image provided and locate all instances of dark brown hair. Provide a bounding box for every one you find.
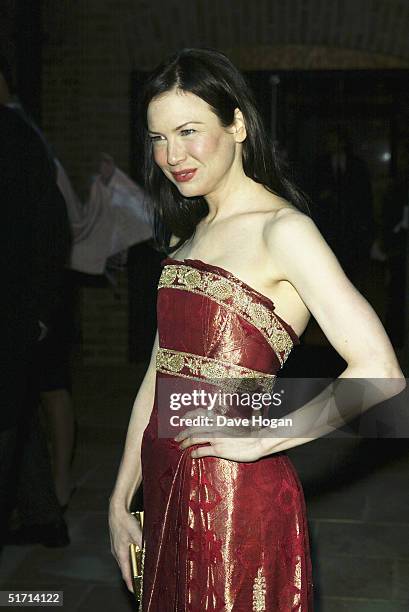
[139,47,311,253]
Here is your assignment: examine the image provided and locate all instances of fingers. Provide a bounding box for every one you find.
[108,506,145,597]
[190,445,216,459]
[175,425,231,444]
[123,566,135,594]
[179,437,212,449]
[123,567,135,593]
[128,526,143,549]
[176,429,213,443]
[116,550,135,593]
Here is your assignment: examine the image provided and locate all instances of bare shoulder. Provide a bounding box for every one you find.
[268,203,312,227]
[264,206,323,255]
[264,205,349,299]
[263,204,404,377]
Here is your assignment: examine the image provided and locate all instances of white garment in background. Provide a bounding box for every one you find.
[56,162,153,274]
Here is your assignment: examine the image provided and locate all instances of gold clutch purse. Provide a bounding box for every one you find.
[129,511,145,605]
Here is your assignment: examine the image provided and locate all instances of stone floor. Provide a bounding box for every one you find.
[0,358,408,611]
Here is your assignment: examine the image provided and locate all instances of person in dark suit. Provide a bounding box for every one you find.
[0,63,71,548]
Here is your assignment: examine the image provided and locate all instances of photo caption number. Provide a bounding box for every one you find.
[0,592,63,607]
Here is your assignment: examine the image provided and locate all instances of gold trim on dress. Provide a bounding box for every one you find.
[158,263,294,366]
[156,347,276,380]
[294,554,302,590]
[156,347,276,395]
[252,567,267,611]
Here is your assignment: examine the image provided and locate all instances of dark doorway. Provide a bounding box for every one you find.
[246,69,408,356]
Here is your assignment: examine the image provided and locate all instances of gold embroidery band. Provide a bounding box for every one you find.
[156,347,276,393]
[158,263,294,367]
[253,567,267,611]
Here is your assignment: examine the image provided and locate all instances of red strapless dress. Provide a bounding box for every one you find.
[140,258,314,611]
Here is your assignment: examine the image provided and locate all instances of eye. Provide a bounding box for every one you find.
[149,135,164,142]
[180,128,196,136]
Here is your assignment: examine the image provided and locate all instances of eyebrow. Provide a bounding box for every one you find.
[148,121,204,135]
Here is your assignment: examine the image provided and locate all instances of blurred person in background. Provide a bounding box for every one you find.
[1,55,153,547]
[0,59,71,548]
[40,152,153,514]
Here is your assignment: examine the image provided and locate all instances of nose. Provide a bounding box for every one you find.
[167,138,186,166]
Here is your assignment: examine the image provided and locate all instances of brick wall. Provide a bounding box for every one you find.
[42,2,134,365]
[41,0,409,196]
[40,1,409,365]
[80,272,129,365]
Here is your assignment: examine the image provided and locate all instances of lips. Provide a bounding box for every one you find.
[171,168,197,182]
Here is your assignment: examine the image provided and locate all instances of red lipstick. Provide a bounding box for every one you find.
[171,168,197,182]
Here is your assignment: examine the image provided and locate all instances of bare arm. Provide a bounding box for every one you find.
[173,213,406,462]
[109,330,159,511]
[258,211,406,454]
[108,331,159,592]
[110,234,178,508]
[266,211,403,377]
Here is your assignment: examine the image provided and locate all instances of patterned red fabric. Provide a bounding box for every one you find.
[141,258,314,611]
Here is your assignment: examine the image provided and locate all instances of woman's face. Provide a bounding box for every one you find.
[147,88,245,197]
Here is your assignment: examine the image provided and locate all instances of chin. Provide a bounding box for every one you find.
[175,183,202,195]
[178,189,203,199]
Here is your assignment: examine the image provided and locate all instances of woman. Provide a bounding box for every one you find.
[109,48,405,611]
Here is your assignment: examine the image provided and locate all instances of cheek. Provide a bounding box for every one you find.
[188,134,224,158]
[153,147,167,166]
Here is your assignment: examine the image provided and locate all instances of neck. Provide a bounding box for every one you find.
[202,156,267,223]
[205,176,266,223]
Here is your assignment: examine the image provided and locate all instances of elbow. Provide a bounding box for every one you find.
[395,373,407,393]
[352,363,407,398]
[385,364,406,384]
[344,361,405,380]
[382,367,406,398]
[367,356,406,387]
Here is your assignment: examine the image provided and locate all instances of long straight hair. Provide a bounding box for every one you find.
[139,47,311,253]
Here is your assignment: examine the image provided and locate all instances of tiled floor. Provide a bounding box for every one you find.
[0,362,408,611]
